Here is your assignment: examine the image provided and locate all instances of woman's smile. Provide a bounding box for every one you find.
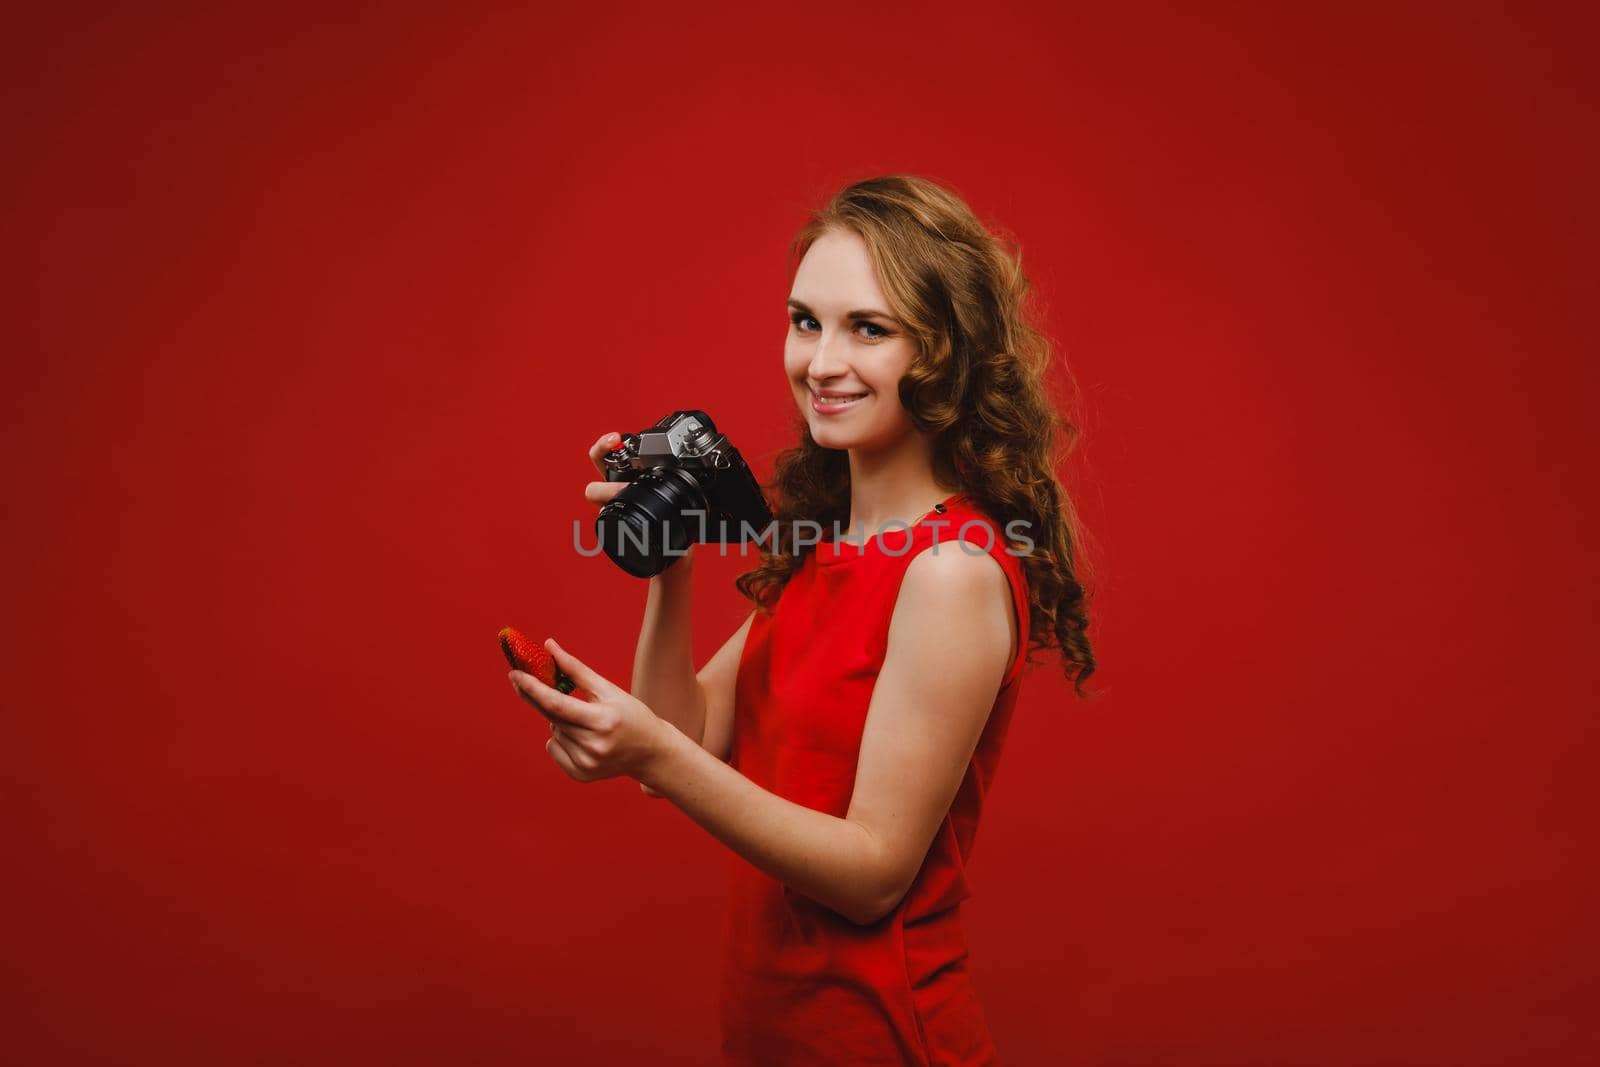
[811,387,870,414]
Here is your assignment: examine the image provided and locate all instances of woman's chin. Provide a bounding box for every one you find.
[808,421,870,451]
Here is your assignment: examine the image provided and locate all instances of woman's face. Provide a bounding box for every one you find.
[784,227,920,452]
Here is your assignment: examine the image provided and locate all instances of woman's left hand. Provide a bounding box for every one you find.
[508,637,669,786]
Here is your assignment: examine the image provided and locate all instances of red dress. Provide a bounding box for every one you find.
[721,491,1031,1066]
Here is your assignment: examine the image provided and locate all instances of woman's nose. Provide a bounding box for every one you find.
[807,329,849,380]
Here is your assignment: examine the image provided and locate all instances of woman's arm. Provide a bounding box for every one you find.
[630,546,706,746]
[636,544,1016,926]
[584,432,712,749]
[696,609,756,762]
[642,725,883,923]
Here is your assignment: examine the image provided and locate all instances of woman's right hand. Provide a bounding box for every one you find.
[589,430,680,801]
[586,432,628,510]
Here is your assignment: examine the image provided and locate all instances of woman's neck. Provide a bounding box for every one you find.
[842,435,960,536]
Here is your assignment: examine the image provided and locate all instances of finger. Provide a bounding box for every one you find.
[510,671,554,722]
[514,671,597,729]
[584,480,626,506]
[544,638,618,699]
[551,725,600,774]
[545,732,592,782]
[511,669,602,729]
[589,431,623,474]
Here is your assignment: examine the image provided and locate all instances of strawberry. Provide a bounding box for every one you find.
[499,626,584,697]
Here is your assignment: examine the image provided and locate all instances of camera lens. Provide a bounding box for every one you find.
[595,466,708,578]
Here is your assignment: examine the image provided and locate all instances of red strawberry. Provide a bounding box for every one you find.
[499,626,584,697]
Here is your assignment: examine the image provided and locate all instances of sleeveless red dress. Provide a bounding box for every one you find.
[720,491,1031,1066]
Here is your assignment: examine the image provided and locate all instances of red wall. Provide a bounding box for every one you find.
[6,4,1593,1063]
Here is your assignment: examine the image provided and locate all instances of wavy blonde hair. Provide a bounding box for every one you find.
[735,174,1099,699]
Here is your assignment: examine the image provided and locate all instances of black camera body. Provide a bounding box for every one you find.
[595,410,773,577]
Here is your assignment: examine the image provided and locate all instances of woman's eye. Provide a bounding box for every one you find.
[789,313,889,340]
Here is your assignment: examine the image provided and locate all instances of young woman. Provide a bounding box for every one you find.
[512,174,1097,1064]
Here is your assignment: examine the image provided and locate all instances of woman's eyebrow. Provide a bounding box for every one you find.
[786,298,900,324]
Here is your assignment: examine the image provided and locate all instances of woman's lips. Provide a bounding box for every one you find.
[811,389,868,414]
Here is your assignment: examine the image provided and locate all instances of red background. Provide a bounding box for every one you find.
[6,4,1594,1064]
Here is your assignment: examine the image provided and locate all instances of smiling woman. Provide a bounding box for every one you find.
[704,175,1099,1064]
[544,173,1097,1067]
